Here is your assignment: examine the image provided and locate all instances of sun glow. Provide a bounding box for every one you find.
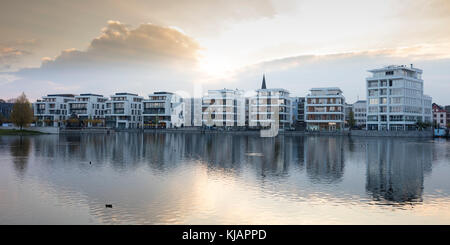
[197,50,238,79]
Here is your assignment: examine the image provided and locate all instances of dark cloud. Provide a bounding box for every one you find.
[0,0,278,38]
[5,21,203,100]
[0,39,38,71]
[34,20,201,70]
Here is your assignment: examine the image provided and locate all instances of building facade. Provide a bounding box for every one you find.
[446,105,450,128]
[184,97,202,127]
[0,102,13,122]
[249,76,293,129]
[366,65,432,131]
[292,97,306,130]
[202,89,245,127]
[68,94,107,127]
[142,92,185,128]
[423,95,433,124]
[34,94,75,127]
[305,87,345,131]
[105,93,143,129]
[352,100,367,128]
[432,103,447,128]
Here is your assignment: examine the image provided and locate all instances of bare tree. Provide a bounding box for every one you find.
[10,92,34,130]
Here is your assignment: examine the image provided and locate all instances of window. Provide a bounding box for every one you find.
[390,97,402,104]
[368,81,378,88]
[368,90,378,96]
[369,98,378,105]
[390,106,402,113]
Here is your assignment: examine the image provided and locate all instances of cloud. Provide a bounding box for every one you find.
[2,21,204,100]
[0,39,38,71]
[0,0,279,38]
[224,46,450,105]
[36,20,201,69]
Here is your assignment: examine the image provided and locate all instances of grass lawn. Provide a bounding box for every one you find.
[0,129,46,135]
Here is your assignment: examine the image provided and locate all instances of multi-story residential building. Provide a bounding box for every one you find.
[292,97,306,130]
[423,95,433,124]
[34,94,75,127]
[352,100,367,128]
[68,94,107,127]
[366,64,432,131]
[202,89,245,127]
[184,97,202,127]
[0,101,13,122]
[142,92,185,128]
[249,76,293,129]
[305,87,345,131]
[445,105,450,127]
[344,102,353,128]
[105,93,143,129]
[432,103,447,128]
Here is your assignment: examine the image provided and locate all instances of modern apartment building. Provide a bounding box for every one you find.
[446,105,450,127]
[432,103,447,128]
[34,94,75,127]
[423,95,433,124]
[105,93,143,129]
[68,94,107,127]
[142,92,185,128]
[366,64,432,131]
[0,101,13,121]
[184,97,202,127]
[305,87,345,131]
[352,100,367,128]
[202,89,245,127]
[249,76,293,129]
[344,102,353,128]
[292,97,306,130]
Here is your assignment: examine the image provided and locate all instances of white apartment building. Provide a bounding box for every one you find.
[202,89,245,127]
[249,76,293,129]
[142,92,185,128]
[105,93,143,129]
[423,95,433,124]
[305,87,345,131]
[432,103,447,128]
[352,100,367,128]
[366,65,432,131]
[34,94,75,127]
[184,98,202,127]
[68,94,107,127]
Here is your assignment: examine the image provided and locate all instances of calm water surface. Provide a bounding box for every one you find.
[1,133,450,224]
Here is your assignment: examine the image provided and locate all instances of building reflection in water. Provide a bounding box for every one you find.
[365,138,432,204]
[27,133,435,207]
[304,136,345,184]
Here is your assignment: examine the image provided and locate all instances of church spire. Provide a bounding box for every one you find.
[261,74,267,89]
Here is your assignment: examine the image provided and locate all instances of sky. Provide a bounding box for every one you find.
[1,0,450,104]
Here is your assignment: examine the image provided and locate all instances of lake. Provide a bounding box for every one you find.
[0,133,449,224]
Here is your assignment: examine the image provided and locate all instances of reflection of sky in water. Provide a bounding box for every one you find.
[0,133,449,224]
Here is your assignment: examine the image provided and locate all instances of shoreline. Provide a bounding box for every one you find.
[0,129,47,136]
[56,128,435,138]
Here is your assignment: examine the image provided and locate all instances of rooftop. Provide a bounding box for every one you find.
[46,94,76,97]
[153,91,174,95]
[310,87,342,92]
[113,92,139,96]
[79,93,104,97]
[368,64,422,74]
